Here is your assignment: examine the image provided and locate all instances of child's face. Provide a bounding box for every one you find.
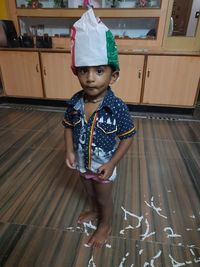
[76,65,119,99]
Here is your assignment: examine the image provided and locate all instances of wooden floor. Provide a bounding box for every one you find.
[0,106,200,267]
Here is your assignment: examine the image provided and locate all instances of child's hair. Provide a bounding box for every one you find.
[110,64,120,73]
[72,64,119,76]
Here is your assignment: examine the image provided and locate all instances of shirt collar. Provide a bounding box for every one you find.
[100,87,116,111]
[67,90,83,111]
[67,87,116,112]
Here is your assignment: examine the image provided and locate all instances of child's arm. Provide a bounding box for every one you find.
[98,137,133,180]
[64,128,76,169]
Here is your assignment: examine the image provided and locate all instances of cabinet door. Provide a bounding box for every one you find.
[0,51,43,97]
[112,55,144,103]
[143,55,200,106]
[41,52,80,99]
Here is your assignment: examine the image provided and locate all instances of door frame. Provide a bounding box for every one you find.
[162,0,200,51]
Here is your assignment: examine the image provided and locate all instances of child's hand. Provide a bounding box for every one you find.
[65,152,76,169]
[98,162,115,180]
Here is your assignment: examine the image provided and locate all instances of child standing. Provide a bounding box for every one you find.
[62,8,136,248]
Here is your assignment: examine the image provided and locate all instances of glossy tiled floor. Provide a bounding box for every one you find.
[0,106,200,266]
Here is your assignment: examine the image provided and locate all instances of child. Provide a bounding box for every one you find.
[62,8,136,248]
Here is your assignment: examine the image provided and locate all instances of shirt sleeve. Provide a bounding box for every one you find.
[115,100,136,140]
[62,105,74,128]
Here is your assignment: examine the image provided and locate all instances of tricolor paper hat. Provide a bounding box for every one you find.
[71,8,119,73]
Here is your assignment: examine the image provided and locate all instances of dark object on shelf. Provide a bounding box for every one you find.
[36,35,52,48]
[111,0,117,8]
[0,20,20,47]
[43,34,52,48]
[19,34,34,48]
[54,0,65,8]
[146,28,156,37]
[36,36,44,48]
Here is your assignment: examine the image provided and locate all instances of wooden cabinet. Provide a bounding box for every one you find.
[142,55,200,107]
[0,50,199,107]
[40,52,80,99]
[0,51,43,97]
[114,54,200,107]
[112,55,144,103]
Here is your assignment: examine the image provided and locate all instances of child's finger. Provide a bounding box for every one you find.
[98,168,109,180]
[66,159,76,169]
[98,166,104,174]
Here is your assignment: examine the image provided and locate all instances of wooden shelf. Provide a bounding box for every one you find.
[16,8,161,18]
[6,0,168,49]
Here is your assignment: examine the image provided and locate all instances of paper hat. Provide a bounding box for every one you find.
[71,8,119,72]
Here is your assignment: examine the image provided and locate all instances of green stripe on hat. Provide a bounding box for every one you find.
[106,30,120,71]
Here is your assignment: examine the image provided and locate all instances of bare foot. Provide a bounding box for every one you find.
[87,223,111,248]
[77,210,98,223]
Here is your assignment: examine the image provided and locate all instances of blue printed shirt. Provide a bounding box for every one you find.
[62,88,136,174]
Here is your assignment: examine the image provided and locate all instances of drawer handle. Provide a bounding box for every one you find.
[43,67,47,76]
[147,69,150,78]
[36,64,39,72]
[138,70,141,79]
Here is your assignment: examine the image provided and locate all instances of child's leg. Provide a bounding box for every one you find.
[78,176,99,223]
[88,181,113,248]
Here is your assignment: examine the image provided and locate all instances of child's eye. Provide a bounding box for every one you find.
[77,67,88,75]
[96,67,104,75]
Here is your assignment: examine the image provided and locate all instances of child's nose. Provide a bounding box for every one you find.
[87,70,95,82]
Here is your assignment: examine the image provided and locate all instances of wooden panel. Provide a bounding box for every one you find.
[142,55,200,106]
[112,55,144,103]
[6,0,19,33]
[0,51,43,97]
[16,8,161,18]
[0,0,8,18]
[41,52,80,99]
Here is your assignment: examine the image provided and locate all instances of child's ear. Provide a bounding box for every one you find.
[110,71,119,85]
